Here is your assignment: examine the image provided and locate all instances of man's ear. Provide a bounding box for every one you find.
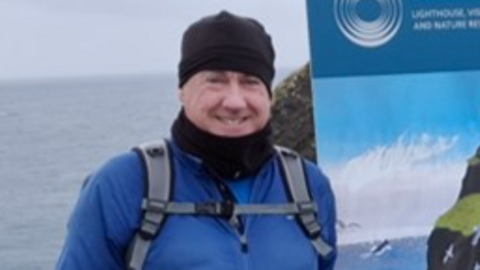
[178,88,185,104]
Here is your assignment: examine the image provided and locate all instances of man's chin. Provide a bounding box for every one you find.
[210,126,255,138]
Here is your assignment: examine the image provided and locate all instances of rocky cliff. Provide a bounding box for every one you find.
[427,148,480,270]
[271,64,316,162]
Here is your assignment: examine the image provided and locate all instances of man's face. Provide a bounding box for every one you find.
[179,70,272,137]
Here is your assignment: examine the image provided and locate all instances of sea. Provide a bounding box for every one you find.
[0,71,429,270]
[0,74,180,269]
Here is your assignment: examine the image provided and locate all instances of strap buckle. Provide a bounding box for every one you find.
[297,202,321,239]
[146,146,165,158]
[138,199,169,240]
[195,201,234,218]
[297,201,318,215]
[142,198,168,213]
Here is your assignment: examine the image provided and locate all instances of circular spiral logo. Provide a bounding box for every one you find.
[334,0,403,48]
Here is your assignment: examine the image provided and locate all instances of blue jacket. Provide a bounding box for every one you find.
[55,142,337,270]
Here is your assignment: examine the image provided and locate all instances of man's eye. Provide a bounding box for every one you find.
[206,76,224,83]
[243,78,262,85]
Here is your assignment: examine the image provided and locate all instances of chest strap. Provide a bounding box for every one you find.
[141,199,318,217]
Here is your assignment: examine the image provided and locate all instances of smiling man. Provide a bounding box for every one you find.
[55,10,337,270]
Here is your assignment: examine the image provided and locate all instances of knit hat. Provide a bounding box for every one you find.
[178,11,275,92]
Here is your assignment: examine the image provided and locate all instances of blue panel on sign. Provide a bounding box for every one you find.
[307,0,480,78]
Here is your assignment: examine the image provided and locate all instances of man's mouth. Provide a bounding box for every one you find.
[217,116,247,126]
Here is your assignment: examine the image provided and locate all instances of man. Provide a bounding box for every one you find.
[55,10,337,270]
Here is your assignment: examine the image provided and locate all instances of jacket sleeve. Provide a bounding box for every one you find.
[303,160,338,270]
[55,152,144,270]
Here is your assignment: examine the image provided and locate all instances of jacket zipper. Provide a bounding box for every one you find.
[229,213,249,253]
[214,177,250,253]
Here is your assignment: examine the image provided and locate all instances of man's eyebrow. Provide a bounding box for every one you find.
[204,70,227,75]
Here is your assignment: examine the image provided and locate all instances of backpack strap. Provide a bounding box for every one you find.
[275,146,333,258]
[125,140,171,270]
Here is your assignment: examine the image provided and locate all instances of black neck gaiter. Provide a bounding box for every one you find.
[171,110,275,180]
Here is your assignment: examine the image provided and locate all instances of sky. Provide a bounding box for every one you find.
[314,72,480,162]
[0,0,310,82]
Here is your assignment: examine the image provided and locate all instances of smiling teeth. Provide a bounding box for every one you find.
[219,117,243,125]
[226,119,241,125]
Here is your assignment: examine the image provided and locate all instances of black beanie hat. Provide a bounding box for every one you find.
[178,11,275,92]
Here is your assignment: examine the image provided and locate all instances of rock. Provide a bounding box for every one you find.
[271,63,316,162]
[427,147,480,270]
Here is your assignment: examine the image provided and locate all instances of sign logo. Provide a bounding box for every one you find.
[334,0,403,48]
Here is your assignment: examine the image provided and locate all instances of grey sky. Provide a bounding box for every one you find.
[0,0,310,81]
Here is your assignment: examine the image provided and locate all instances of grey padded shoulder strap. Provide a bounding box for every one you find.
[126,139,171,270]
[275,146,333,258]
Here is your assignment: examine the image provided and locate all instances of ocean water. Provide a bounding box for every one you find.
[0,75,179,269]
[336,236,428,270]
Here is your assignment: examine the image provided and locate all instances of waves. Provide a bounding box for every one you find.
[325,133,468,244]
[334,133,459,189]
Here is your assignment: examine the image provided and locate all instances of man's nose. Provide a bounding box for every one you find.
[221,83,247,109]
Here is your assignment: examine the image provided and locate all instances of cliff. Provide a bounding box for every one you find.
[271,64,316,162]
[427,147,480,270]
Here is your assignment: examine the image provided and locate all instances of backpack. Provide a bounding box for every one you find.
[125,139,333,270]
